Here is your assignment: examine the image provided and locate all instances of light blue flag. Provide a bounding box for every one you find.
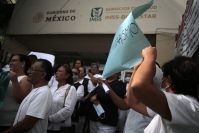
[102,0,154,79]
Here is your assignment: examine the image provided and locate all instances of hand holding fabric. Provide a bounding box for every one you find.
[90,94,99,105]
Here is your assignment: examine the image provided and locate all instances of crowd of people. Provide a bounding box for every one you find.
[0,46,199,133]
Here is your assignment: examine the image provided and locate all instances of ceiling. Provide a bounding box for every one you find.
[4,34,156,65]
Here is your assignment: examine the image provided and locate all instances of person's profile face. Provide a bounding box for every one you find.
[27,62,44,83]
[9,55,23,72]
[55,66,68,81]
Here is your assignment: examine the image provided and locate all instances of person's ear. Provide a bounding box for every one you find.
[41,72,47,80]
[22,61,25,68]
[165,75,172,87]
[167,75,172,83]
[65,73,70,79]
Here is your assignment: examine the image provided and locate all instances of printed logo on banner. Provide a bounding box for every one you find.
[33,12,44,23]
[90,7,103,21]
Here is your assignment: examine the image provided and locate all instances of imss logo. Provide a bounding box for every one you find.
[90,7,103,21]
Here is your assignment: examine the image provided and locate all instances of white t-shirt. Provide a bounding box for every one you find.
[0,75,26,126]
[48,84,77,130]
[145,92,199,133]
[124,65,163,133]
[13,85,52,133]
[124,109,152,133]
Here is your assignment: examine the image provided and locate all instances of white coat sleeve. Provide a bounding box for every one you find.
[49,87,77,122]
[76,85,84,101]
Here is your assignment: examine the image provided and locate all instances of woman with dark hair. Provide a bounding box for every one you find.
[73,59,84,69]
[48,64,71,87]
[47,64,77,133]
[79,67,96,95]
[73,66,96,133]
[126,46,199,133]
[85,63,102,86]
[0,54,32,132]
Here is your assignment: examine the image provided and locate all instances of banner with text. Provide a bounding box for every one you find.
[102,0,153,79]
[7,0,186,34]
[175,0,199,57]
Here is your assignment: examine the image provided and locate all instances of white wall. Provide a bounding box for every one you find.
[156,32,176,67]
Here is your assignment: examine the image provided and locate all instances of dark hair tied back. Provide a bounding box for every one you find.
[162,56,199,98]
[62,64,74,85]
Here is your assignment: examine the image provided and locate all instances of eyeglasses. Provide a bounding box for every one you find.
[28,67,45,72]
[10,59,20,63]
